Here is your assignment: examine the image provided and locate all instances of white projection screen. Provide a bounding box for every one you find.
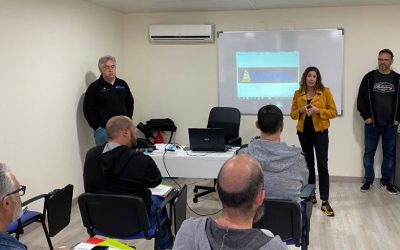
[218,29,344,115]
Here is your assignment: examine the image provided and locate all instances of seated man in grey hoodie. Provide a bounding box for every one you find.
[237,104,308,203]
[173,155,288,250]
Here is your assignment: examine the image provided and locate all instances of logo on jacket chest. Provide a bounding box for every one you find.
[373,82,395,93]
[101,86,111,92]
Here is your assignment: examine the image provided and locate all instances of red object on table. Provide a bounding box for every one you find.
[154,131,164,143]
[85,237,104,244]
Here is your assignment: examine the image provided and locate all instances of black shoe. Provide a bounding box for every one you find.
[360,181,373,192]
[321,201,335,217]
[380,183,398,195]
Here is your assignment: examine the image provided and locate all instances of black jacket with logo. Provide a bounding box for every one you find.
[83,76,134,129]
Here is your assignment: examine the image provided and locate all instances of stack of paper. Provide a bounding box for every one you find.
[149,184,173,197]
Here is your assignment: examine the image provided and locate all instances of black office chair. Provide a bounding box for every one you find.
[253,184,315,250]
[78,192,179,250]
[207,107,242,146]
[193,107,241,203]
[7,184,74,250]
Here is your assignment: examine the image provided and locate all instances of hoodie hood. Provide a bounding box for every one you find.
[247,139,303,173]
[100,145,134,178]
[172,217,288,250]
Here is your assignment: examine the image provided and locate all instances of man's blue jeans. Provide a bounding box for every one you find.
[94,127,107,146]
[150,196,172,250]
[363,124,397,185]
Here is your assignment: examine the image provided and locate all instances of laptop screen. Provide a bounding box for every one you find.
[188,128,226,152]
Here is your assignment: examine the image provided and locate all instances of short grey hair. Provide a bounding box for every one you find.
[98,55,116,71]
[0,163,14,200]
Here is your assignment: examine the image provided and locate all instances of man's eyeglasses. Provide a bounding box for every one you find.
[1,185,26,201]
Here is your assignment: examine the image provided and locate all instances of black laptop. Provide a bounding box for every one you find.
[188,128,227,152]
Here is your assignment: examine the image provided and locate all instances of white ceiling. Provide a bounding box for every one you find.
[84,0,400,13]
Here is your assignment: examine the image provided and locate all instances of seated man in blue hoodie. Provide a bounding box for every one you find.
[237,104,308,203]
[83,115,171,250]
[173,155,287,250]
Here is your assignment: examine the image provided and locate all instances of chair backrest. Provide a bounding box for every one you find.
[78,193,150,239]
[172,185,187,234]
[207,107,241,145]
[253,199,302,244]
[46,184,74,237]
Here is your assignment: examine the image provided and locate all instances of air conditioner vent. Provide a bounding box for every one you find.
[149,24,214,43]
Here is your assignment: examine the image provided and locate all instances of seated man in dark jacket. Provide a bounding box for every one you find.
[83,115,170,250]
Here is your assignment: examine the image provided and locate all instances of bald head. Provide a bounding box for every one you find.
[217,155,264,211]
[106,116,136,146]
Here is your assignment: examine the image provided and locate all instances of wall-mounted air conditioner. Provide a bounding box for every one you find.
[149,24,214,43]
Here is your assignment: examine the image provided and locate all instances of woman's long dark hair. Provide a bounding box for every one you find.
[299,66,325,92]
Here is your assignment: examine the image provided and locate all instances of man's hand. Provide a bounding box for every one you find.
[394,120,399,126]
[365,118,373,124]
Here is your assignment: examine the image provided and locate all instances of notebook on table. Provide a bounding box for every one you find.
[149,184,173,197]
[188,128,227,152]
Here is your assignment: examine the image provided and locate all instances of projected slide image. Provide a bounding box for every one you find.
[238,67,298,83]
[236,51,299,99]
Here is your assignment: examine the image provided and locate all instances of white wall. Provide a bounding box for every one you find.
[0,0,124,205]
[123,5,400,179]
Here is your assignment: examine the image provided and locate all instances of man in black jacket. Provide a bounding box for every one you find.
[83,55,134,146]
[357,49,400,195]
[83,116,171,249]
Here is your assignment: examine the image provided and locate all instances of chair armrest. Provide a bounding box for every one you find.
[160,193,174,209]
[12,193,48,236]
[21,193,48,207]
[21,186,64,207]
[155,195,173,238]
[156,194,175,224]
[300,184,315,200]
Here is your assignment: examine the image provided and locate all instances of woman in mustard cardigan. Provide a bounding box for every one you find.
[290,66,337,217]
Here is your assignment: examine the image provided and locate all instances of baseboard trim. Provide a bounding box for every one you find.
[330,176,364,183]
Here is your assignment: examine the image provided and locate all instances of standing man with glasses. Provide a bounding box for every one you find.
[357,49,400,195]
[83,55,134,146]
